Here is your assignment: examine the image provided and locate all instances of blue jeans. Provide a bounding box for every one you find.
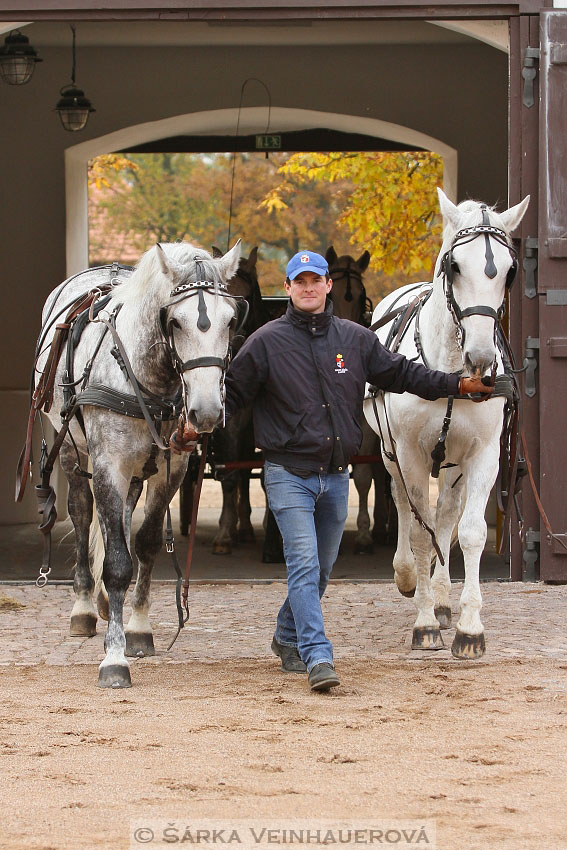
[264,461,350,673]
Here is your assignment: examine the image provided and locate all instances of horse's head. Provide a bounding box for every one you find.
[155,240,242,432]
[326,246,371,324]
[436,189,529,377]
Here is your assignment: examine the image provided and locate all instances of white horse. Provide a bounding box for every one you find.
[32,241,242,687]
[364,189,529,658]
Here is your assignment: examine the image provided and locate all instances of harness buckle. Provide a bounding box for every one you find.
[36,567,51,588]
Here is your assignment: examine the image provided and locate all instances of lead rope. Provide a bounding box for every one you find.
[167,433,209,650]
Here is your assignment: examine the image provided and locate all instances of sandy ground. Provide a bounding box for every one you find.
[1,582,566,850]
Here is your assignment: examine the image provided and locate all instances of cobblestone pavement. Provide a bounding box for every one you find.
[0,580,565,667]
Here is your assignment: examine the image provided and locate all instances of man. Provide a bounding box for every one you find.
[224,250,491,692]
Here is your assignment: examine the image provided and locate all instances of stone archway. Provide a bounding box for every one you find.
[65,106,458,274]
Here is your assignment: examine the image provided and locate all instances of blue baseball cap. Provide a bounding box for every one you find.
[286,250,328,281]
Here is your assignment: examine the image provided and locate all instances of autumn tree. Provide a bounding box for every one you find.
[88,152,362,294]
[262,150,444,294]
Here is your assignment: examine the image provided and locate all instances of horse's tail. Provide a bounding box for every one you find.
[89,510,105,595]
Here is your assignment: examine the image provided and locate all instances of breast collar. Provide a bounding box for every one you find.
[286,298,333,335]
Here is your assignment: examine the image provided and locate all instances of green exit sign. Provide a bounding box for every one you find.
[255,134,282,150]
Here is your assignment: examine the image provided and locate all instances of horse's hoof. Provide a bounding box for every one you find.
[398,586,416,598]
[212,542,232,555]
[70,613,97,637]
[434,606,452,630]
[97,590,109,622]
[451,630,486,660]
[412,627,444,650]
[237,528,255,543]
[354,541,374,555]
[97,664,132,689]
[125,631,155,657]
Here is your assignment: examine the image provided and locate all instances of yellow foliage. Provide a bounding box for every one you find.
[88,154,138,189]
[270,151,444,278]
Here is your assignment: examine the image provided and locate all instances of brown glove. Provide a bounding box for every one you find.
[170,418,199,454]
[458,375,495,396]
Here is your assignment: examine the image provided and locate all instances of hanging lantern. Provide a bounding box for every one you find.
[55,26,95,132]
[0,30,42,86]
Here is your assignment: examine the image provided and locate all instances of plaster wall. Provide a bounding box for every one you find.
[0,40,508,522]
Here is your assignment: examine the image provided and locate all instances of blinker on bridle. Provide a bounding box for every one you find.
[438,205,518,347]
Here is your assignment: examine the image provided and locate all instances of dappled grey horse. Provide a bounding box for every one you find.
[34,241,242,687]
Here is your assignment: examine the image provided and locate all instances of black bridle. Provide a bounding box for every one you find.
[329,262,373,326]
[438,205,518,349]
[159,258,249,375]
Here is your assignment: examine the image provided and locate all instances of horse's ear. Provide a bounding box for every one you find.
[156,243,173,279]
[499,196,530,234]
[211,246,223,259]
[357,250,370,272]
[437,187,460,229]
[247,246,258,267]
[326,246,338,265]
[218,239,242,282]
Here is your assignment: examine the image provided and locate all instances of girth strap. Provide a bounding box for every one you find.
[75,383,181,422]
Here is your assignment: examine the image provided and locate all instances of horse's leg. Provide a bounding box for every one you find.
[91,455,133,688]
[95,476,142,624]
[126,456,188,657]
[452,450,498,659]
[236,416,256,543]
[237,471,255,543]
[179,466,194,536]
[388,470,417,597]
[60,442,97,637]
[397,456,443,650]
[212,473,238,554]
[430,469,464,630]
[212,419,239,555]
[377,468,398,544]
[352,422,375,553]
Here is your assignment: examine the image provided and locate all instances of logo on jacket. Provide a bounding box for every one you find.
[335,353,348,374]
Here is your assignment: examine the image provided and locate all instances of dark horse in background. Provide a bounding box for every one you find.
[179,248,273,555]
[326,247,398,552]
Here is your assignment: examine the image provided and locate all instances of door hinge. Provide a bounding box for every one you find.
[524,337,540,398]
[523,237,538,298]
[522,47,540,108]
[523,529,540,581]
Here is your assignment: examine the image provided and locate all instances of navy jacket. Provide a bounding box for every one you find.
[224,299,460,473]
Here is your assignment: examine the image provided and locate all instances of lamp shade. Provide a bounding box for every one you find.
[55,84,95,132]
[0,30,42,85]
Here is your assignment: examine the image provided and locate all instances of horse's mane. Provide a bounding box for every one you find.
[111,242,220,307]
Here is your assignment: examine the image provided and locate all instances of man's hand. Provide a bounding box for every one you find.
[170,420,199,454]
[459,375,495,396]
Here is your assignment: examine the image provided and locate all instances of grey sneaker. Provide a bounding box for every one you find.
[308,663,340,692]
[271,637,307,673]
